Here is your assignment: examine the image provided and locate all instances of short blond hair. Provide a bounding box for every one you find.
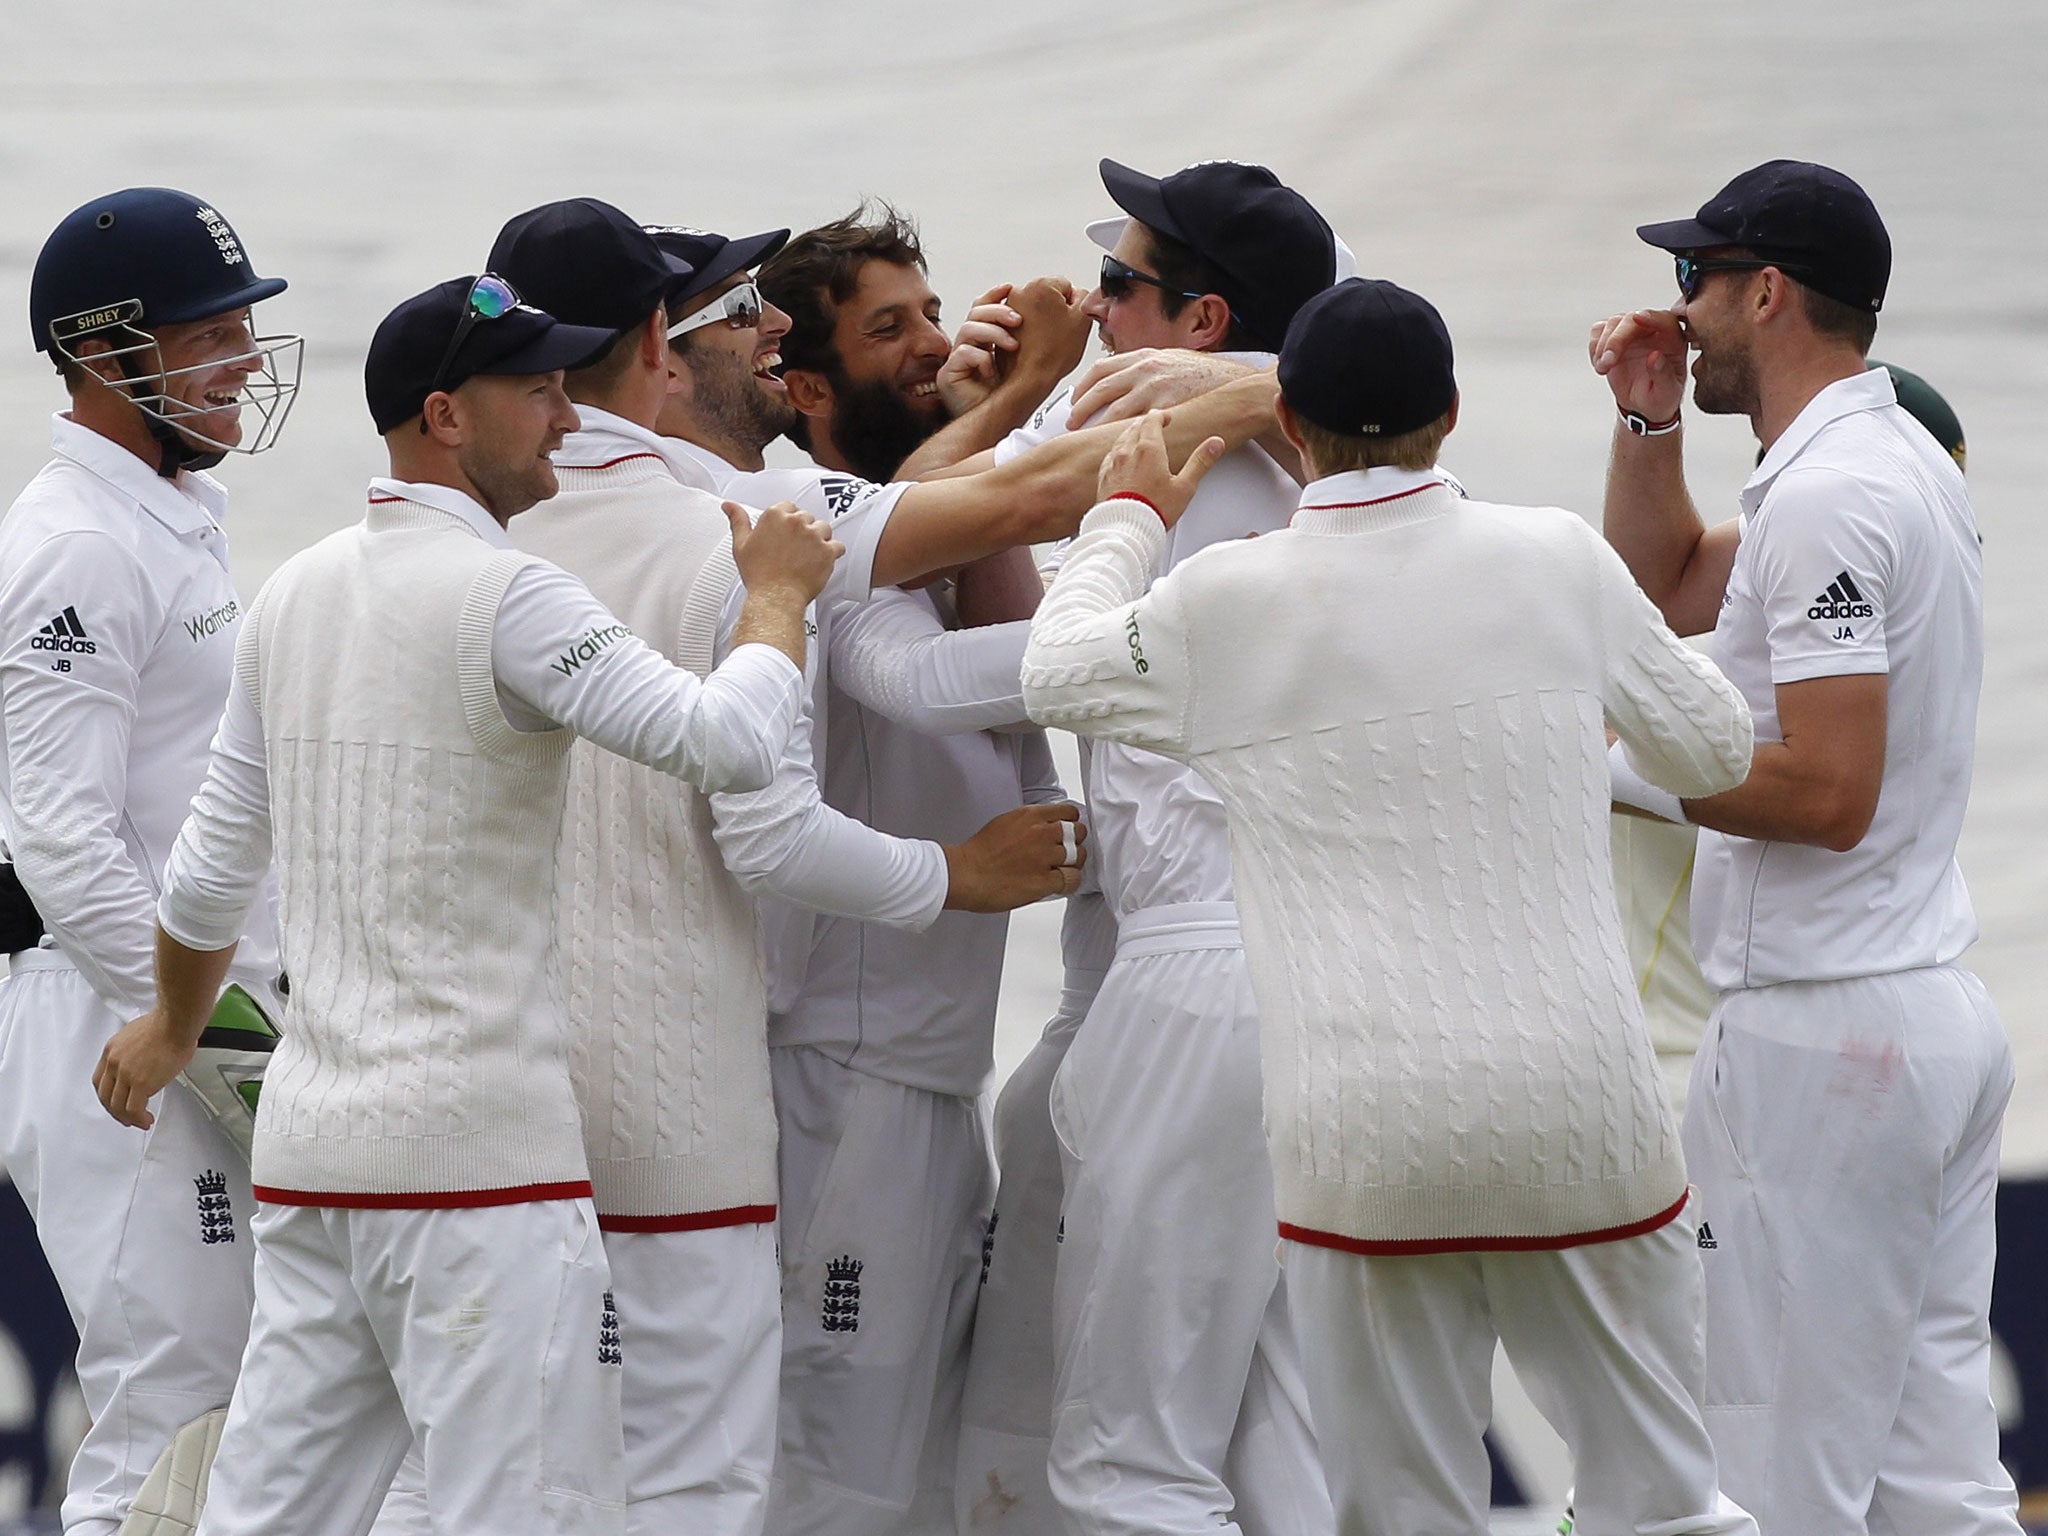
[1293,408,1451,476]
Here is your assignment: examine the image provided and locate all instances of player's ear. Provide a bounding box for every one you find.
[1185,294,1233,351]
[782,367,834,423]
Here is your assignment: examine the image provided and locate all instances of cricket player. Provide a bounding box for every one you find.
[91,274,839,1536]
[0,188,301,1536]
[1594,160,2022,1535]
[969,158,1342,1536]
[1024,276,1760,1536]
[487,199,1086,1536]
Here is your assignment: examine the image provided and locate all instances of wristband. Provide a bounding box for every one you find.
[1104,491,1163,518]
[1607,740,1687,824]
[1620,407,1681,437]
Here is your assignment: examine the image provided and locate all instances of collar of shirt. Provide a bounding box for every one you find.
[554,404,723,494]
[1290,466,1458,534]
[666,436,739,496]
[366,476,513,549]
[49,411,228,538]
[1740,367,1898,517]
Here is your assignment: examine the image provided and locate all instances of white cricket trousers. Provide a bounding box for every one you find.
[1047,905,1331,1536]
[955,987,1091,1536]
[1282,1194,1755,1536]
[1683,965,2022,1536]
[602,1222,781,1536]
[767,1045,994,1536]
[0,959,254,1536]
[197,1198,623,1536]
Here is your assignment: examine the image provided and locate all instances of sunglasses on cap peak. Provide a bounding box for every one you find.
[1674,253,1815,302]
[429,273,521,396]
[668,280,765,341]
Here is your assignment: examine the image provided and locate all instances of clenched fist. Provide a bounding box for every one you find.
[728,499,843,606]
[944,802,1088,912]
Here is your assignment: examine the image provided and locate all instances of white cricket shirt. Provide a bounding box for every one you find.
[1692,368,1983,990]
[0,414,280,1017]
[996,361,1300,916]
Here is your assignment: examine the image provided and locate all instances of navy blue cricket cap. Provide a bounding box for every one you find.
[644,225,791,307]
[487,198,696,343]
[1279,278,1456,439]
[364,277,615,434]
[1098,158,1336,352]
[1636,160,1891,314]
[30,188,287,353]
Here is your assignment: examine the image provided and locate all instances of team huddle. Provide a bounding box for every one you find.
[0,155,2019,1536]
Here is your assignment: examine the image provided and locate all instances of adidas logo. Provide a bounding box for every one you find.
[1698,1221,1719,1250]
[30,606,96,654]
[1807,571,1873,621]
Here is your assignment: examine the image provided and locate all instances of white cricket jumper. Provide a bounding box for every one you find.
[162,483,802,1205]
[517,437,775,1228]
[1023,472,1754,1251]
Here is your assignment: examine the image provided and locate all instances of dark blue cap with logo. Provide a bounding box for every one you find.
[364,277,615,433]
[30,188,287,353]
[1636,160,1891,313]
[1279,278,1457,438]
[487,198,697,344]
[1098,158,1335,352]
[645,225,790,307]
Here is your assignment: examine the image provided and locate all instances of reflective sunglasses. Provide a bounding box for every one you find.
[1674,254,1812,302]
[430,273,520,395]
[1098,254,1207,305]
[668,280,765,340]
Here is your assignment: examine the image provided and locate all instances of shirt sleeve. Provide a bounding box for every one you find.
[1747,466,1895,683]
[0,530,162,1016]
[826,589,1030,735]
[492,560,801,795]
[158,630,274,954]
[1017,728,1067,806]
[707,693,949,931]
[993,384,1075,466]
[816,476,902,607]
[704,582,947,928]
[1593,529,1754,800]
[1021,499,1194,756]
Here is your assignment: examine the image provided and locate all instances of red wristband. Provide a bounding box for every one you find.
[1105,492,1163,518]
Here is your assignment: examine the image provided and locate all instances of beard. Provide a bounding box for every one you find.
[826,366,943,484]
[1688,328,1761,417]
[682,342,797,458]
[462,440,556,521]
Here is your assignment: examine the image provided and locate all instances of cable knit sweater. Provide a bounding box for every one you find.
[1022,470,1754,1250]
[514,454,775,1227]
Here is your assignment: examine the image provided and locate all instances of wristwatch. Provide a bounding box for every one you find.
[1620,407,1681,437]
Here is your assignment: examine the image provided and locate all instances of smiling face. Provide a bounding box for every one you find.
[453,370,581,519]
[828,258,952,429]
[1676,255,1764,418]
[144,307,265,450]
[666,273,797,457]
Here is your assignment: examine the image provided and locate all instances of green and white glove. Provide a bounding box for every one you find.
[176,982,280,1165]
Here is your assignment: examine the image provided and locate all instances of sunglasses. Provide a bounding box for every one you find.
[668,280,765,340]
[430,273,520,396]
[1097,254,1207,306]
[1674,254,1813,302]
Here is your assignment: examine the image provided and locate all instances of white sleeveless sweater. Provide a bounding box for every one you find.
[514,456,778,1225]
[240,494,582,1203]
